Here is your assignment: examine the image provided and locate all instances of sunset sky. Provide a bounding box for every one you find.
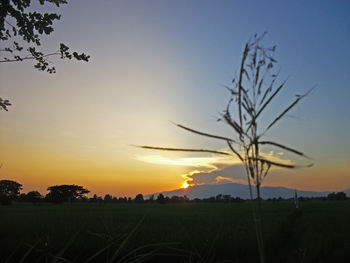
[1,0,349,197]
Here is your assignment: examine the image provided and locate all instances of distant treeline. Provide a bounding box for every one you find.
[0,179,348,205]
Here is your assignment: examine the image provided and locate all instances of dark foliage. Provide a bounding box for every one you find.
[268,209,305,263]
[1,202,350,263]
[327,192,347,200]
[89,194,103,203]
[103,194,113,203]
[17,190,42,204]
[0,179,22,205]
[156,193,166,204]
[45,184,89,203]
[135,193,144,203]
[0,0,90,71]
[0,0,90,110]
[0,98,11,111]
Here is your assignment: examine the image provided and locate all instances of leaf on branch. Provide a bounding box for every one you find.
[14,55,23,61]
[72,52,90,62]
[39,0,68,7]
[59,43,69,56]
[0,98,12,111]
[13,41,23,51]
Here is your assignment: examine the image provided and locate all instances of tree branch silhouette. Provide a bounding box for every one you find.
[0,0,90,110]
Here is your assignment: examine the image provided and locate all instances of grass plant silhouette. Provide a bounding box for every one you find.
[137,32,312,263]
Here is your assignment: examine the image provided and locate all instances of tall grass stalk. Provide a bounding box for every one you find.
[6,216,188,263]
[137,32,312,263]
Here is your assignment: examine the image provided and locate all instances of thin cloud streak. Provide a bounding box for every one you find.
[135,150,295,187]
[134,154,239,169]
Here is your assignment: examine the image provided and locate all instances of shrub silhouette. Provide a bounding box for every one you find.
[327,192,347,200]
[135,193,144,203]
[0,179,22,205]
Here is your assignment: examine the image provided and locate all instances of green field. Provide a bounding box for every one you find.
[1,201,350,262]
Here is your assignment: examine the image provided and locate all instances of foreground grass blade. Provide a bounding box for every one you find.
[50,231,79,263]
[264,88,313,133]
[118,242,182,263]
[249,157,313,169]
[135,146,232,156]
[85,243,113,263]
[108,216,145,263]
[227,141,244,161]
[49,255,71,263]
[127,246,191,263]
[18,241,39,263]
[256,80,287,119]
[173,122,237,143]
[259,140,311,158]
[5,240,23,263]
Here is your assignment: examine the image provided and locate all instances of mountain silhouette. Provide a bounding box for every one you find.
[343,188,350,197]
[148,183,336,199]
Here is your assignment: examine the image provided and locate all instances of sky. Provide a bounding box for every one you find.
[1,0,349,197]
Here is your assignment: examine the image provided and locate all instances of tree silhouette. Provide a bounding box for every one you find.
[215,194,222,201]
[103,194,113,204]
[134,194,144,203]
[170,195,188,203]
[26,190,42,204]
[156,193,166,204]
[223,194,231,203]
[0,179,22,205]
[0,0,90,110]
[148,194,155,203]
[45,184,89,204]
[327,192,347,200]
[137,33,312,263]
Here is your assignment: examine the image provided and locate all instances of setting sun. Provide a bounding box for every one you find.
[182,181,189,189]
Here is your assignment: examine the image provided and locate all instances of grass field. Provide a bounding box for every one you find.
[1,201,349,262]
